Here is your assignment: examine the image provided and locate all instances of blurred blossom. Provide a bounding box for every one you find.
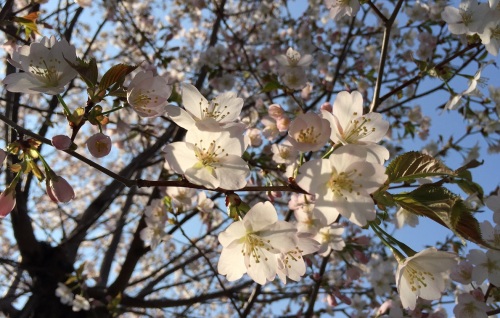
[275,116,290,132]
[268,104,285,119]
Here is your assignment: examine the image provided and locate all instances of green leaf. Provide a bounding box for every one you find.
[65,57,99,88]
[386,151,455,184]
[393,185,491,248]
[261,80,283,93]
[99,63,139,92]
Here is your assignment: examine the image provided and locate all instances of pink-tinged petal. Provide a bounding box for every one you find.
[162,142,199,174]
[0,191,16,218]
[275,55,289,66]
[296,159,332,194]
[321,109,343,143]
[332,91,364,129]
[217,246,247,282]
[243,202,278,232]
[218,221,247,247]
[182,83,209,119]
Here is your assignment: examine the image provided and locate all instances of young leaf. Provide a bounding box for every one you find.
[393,185,491,248]
[65,57,99,88]
[386,151,455,184]
[98,63,139,93]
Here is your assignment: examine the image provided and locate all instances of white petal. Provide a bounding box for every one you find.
[182,83,209,119]
[162,142,198,174]
[332,91,364,130]
[218,246,247,281]
[244,202,278,232]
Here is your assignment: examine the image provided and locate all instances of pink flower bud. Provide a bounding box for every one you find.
[86,133,112,158]
[276,116,290,132]
[268,104,284,119]
[0,190,16,218]
[0,149,6,166]
[52,135,72,150]
[320,102,332,112]
[47,176,75,203]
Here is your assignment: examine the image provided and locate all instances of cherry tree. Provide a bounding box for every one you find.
[0,0,500,317]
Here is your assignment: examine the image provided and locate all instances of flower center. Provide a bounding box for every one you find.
[194,139,227,168]
[199,97,231,122]
[404,263,435,292]
[460,11,472,26]
[29,57,62,87]
[342,114,376,144]
[490,25,500,40]
[242,233,273,265]
[295,126,320,145]
[328,169,362,199]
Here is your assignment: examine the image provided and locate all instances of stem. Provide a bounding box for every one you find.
[369,0,404,113]
[56,94,72,118]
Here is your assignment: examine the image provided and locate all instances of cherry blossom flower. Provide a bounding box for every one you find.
[166,83,245,131]
[3,36,77,95]
[468,249,500,285]
[450,260,473,284]
[162,128,249,190]
[275,47,313,69]
[217,201,297,284]
[86,133,112,158]
[296,147,386,226]
[72,294,90,312]
[322,90,390,164]
[324,0,360,21]
[47,175,75,203]
[441,1,490,35]
[271,138,299,165]
[55,283,74,305]
[127,71,172,118]
[314,224,345,257]
[276,234,319,283]
[140,199,170,249]
[275,48,312,90]
[454,292,490,318]
[288,112,331,152]
[0,189,16,218]
[395,247,457,310]
[479,19,500,56]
